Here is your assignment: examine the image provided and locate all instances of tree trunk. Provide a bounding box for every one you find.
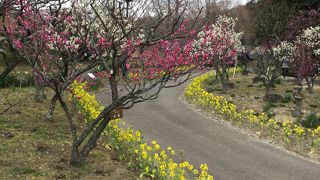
[57,87,115,166]
[109,74,119,103]
[263,84,272,102]
[265,84,271,96]
[65,71,119,165]
[293,96,302,117]
[69,115,111,166]
[214,64,219,81]
[55,70,119,166]
[80,116,110,159]
[293,86,303,117]
[0,60,19,80]
[69,147,85,166]
[46,94,58,120]
[220,67,228,93]
[226,68,229,81]
[305,77,315,94]
[34,79,46,103]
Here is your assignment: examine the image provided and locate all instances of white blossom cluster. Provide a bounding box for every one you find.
[273,26,320,62]
[210,15,243,51]
[193,15,243,58]
[72,0,147,54]
[300,26,320,56]
[72,0,133,40]
[273,41,296,62]
[46,29,80,53]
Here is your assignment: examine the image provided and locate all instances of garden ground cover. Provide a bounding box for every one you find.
[0,87,137,179]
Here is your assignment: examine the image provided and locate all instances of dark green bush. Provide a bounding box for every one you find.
[267,110,276,118]
[203,77,216,86]
[279,104,287,107]
[274,78,282,84]
[205,87,215,93]
[301,112,320,129]
[87,78,104,91]
[0,75,21,87]
[0,74,34,88]
[281,94,292,103]
[285,89,293,93]
[263,102,272,112]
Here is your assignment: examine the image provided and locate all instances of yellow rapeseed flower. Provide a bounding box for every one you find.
[193,169,199,175]
[160,171,167,177]
[155,144,160,150]
[141,151,148,159]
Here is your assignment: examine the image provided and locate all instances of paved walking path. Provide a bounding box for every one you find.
[96,83,320,180]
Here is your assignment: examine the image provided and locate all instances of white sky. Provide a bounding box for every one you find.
[239,0,248,4]
[231,0,249,6]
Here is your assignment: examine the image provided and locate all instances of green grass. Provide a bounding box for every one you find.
[0,87,137,179]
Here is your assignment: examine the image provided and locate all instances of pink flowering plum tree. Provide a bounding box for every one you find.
[0,0,46,101]
[1,0,215,165]
[1,0,100,118]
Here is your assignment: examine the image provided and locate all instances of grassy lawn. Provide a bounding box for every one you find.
[204,72,320,124]
[0,87,137,179]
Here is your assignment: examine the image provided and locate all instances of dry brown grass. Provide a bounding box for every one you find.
[204,73,320,123]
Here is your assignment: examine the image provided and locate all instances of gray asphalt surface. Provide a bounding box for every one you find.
[96,83,320,180]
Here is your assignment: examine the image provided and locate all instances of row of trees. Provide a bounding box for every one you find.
[252,9,319,92]
[0,0,242,165]
[243,1,320,117]
[189,0,320,117]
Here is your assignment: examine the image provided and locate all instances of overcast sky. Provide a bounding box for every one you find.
[233,0,248,6]
[240,0,248,4]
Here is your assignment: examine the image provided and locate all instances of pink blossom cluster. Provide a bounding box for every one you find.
[1,1,245,84]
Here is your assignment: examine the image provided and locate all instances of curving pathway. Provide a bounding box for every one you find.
[96,82,320,180]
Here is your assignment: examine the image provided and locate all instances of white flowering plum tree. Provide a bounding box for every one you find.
[300,26,320,57]
[192,15,243,93]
